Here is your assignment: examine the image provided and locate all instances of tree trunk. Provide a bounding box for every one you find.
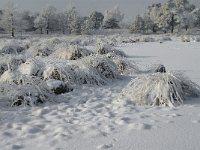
[46,20,49,35]
[171,14,174,34]
[11,13,14,37]
[185,25,188,31]
[11,27,14,37]
[153,25,156,33]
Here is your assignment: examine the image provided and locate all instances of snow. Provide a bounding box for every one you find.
[0,34,200,150]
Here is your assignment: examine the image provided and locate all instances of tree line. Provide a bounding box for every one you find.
[0,0,200,37]
[130,0,200,34]
[0,2,124,37]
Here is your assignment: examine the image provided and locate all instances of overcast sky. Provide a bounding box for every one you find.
[0,0,200,21]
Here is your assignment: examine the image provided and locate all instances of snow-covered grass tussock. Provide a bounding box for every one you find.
[0,54,26,77]
[46,79,73,95]
[120,35,172,44]
[96,41,126,57]
[107,54,140,75]
[0,76,51,107]
[52,44,93,60]
[26,42,54,57]
[120,72,200,107]
[0,39,29,55]
[18,58,44,76]
[181,35,200,42]
[139,37,155,42]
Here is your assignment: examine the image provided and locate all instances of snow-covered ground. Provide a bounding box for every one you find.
[0,35,200,150]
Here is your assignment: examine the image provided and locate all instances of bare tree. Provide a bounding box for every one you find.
[0,1,17,37]
[34,5,57,34]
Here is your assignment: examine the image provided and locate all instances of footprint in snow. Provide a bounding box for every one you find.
[138,114,151,119]
[161,113,182,118]
[12,144,24,150]
[97,144,113,149]
[115,117,132,125]
[128,123,152,130]
[35,108,50,116]
[3,132,13,137]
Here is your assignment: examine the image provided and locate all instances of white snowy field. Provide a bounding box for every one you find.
[0,35,200,150]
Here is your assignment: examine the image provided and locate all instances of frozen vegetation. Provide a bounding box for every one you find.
[0,0,200,149]
[0,32,199,150]
[0,34,199,108]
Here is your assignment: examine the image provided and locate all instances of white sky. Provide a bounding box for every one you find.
[0,0,200,21]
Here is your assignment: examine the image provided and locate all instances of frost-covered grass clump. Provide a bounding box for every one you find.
[139,36,155,42]
[52,44,93,60]
[0,40,29,56]
[181,35,200,42]
[120,72,200,107]
[96,41,126,57]
[109,55,140,75]
[0,76,51,107]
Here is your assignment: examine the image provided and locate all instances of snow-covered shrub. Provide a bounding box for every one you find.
[70,39,81,45]
[120,72,200,107]
[0,45,26,55]
[0,63,8,76]
[84,55,119,81]
[96,61,115,79]
[43,55,119,85]
[46,38,62,46]
[154,64,166,73]
[18,58,44,76]
[26,45,52,57]
[11,77,50,106]
[8,55,26,72]
[0,55,26,75]
[113,59,127,73]
[10,85,48,107]
[46,79,73,95]
[191,36,200,42]
[122,39,137,43]
[43,65,65,81]
[36,47,52,57]
[181,36,190,42]
[158,37,172,43]
[0,75,51,107]
[96,42,111,54]
[42,60,76,83]
[140,37,155,42]
[53,45,92,60]
[96,41,126,57]
[26,39,58,57]
[0,70,18,84]
[181,36,200,42]
[106,53,139,75]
